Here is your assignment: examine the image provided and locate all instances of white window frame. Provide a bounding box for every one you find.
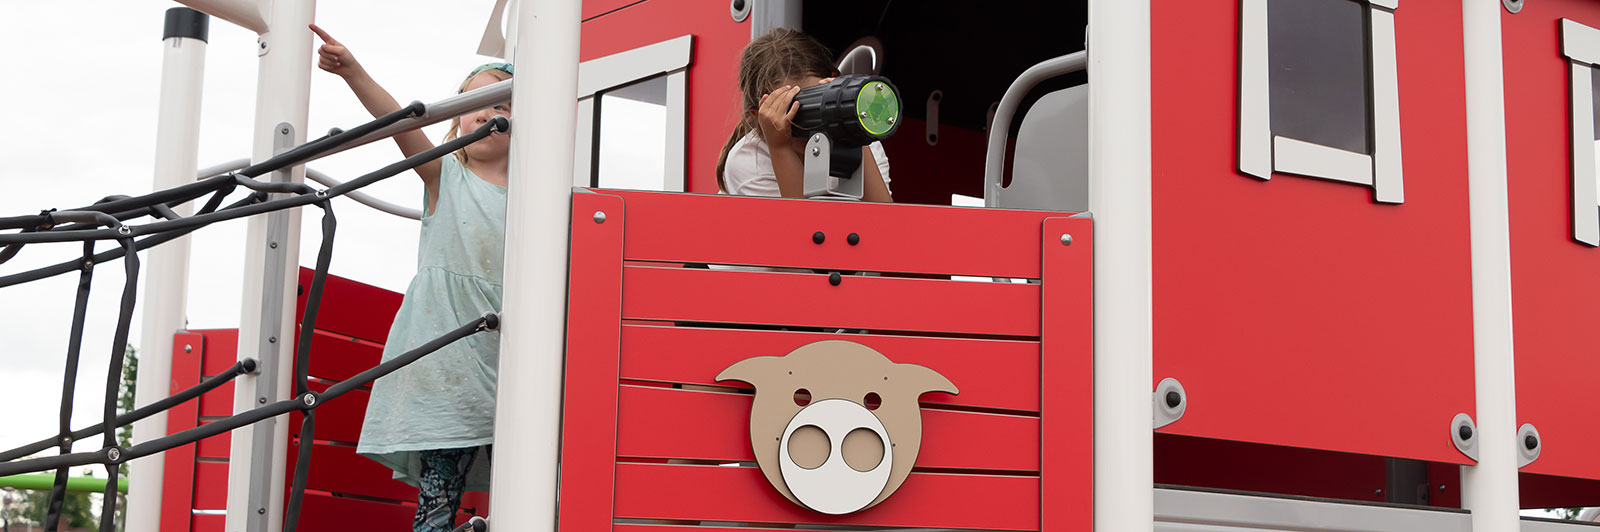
[1562,18,1600,246]
[572,34,694,191]
[1238,0,1404,204]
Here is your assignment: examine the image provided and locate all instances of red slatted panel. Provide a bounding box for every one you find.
[161,332,205,532]
[288,382,367,444]
[601,189,1055,278]
[1041,217,1094,531]
[612,463,1039,530]
[196,430,230,460]
[302,329,385,383]
[614,385,1040,471]
[615,527,808,532]
[196,329,238,377]
[191,514,223,532]
[289,442,418,502]
[295,268,402,344]
[619,325,1040,412]
[198,382,234,418]
[557,193,626,532]
[621,266,1040,336]
[192,461,229,509]
[296,492,414,531]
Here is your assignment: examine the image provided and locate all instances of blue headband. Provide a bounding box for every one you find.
[467,62,514,81]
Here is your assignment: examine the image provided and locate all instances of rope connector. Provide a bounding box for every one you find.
[407,100,428,117]
[301,392,319,409]
[240,357,260,375]
[481,312,500,332]
[116,226,132,236]
[105,446,124,464]
[490,116,511,134]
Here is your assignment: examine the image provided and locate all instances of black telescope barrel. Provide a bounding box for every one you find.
[789,74,902,147]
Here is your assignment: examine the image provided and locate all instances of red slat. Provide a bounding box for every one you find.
[621,266,1040,336]
[191,514,223,532]
[612,463,1039,530]
[194,329,239,377]
[288,382,367,444]
[1041,216,1094,531]
[602,189,1056,278]
[557,193,626,532]
[199,382,234,418]
[295,442,417,502]
[194,422,231,460]
[302,329,385,383]
[619,325,1040,412]
[295,267,403,344]
[296,491,414,532]
[161,332,205,532]
[192,461,230,509]
[615,385,1039,471]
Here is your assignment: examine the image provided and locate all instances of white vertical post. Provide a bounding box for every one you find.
[1088,0,1154,531]
[488,0,580,530]
[127,8,209,532]
[1460,0,1521,530]
[224,1,315,531]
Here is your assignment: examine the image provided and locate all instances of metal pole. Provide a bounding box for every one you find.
[224,1,315,531]
[1460,0,1520,530]
[487,0,580,529]
[126,9,209,532]
[1088,0,1154,531]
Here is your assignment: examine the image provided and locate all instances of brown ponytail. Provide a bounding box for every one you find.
[715,28,836,192]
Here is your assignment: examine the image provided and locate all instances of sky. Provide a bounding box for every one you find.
[0,0,665,463]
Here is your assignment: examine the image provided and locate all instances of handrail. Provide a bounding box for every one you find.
[199,158,422,220]
[982,51,1088,207]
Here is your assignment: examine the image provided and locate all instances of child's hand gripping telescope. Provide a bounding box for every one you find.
[789,74,902,200]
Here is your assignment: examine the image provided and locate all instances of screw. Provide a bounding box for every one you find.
[887,117,895,125]
[315,190,328,198]
[593,211,607,224]
[876,84,884,92]
[812,232,825,244]
[860,111,868,119]
[1165,391,1182,409]
[280,127,289,135]
[259,42,266,49]
[847,233,860,245]
[83,260,93,270]
[1061,234,1073,246]
[1439,484,1447,492]
[258,508,267,515]
[117,226,132,236]
[303,394,317,407]
[1526,434,1539,450]
[1459,425,1473,441]
[268,336,277,344]
[811,147,820,156]
[259,397,268,404]
[829,272,842,286]
[269,241,278,249]
[60,436,71,446]
[184,344,192,353]
[106,448,121,462]
[1374,489,1382,497]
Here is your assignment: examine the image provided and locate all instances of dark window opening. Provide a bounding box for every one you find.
[1267,0,1371,155]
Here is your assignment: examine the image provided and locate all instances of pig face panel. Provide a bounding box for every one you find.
[716,340,958,514]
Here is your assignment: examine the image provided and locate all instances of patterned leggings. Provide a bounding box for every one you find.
[414,447,478,532]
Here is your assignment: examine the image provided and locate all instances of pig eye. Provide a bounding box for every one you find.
[863,392,881,411]
[794,388,811,407]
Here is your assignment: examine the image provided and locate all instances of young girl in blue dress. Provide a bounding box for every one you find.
[312,24,508,532]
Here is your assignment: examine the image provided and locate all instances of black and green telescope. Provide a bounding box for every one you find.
[788,75,902,198]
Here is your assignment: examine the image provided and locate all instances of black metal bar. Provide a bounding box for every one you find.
[0,119,502,245]
[46,241,95,532]
[0,195,258,289]
[321,315,493,402]
[0,174,233,231]
[0,450,108,478]
[0,359,256,463]
[123,399,301,461]
[234,101,425,180]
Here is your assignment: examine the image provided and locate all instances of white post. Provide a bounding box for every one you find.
[488,0,580,529]
[1088,0,1154,531]
[1460,0,1520,530]
[224,1,315,531]
[127,9,210,532]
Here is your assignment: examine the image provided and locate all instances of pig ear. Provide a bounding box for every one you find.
[899,363,959,396]
[716,355,778,388]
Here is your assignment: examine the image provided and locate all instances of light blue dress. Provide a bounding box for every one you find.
[358,155,505,491]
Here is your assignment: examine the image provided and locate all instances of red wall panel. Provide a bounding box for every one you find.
[1151,1,1475,463]
[1503,0,1600,482]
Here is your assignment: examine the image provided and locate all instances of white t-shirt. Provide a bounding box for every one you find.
[722,130,892,197]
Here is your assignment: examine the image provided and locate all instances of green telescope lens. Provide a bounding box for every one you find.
[790,74,902,147]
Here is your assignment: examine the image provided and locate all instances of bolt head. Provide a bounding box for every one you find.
[860,111,869,119]
[117,226,132,235]
[828,272,842,286]
[106,448,121,461]
[184,344,193,353]
[268,336,277,344]
[1525,434,1539,450]
[876,84,884,92]
[269,241,278,249]
[1458,425,1473,441]
[258,508,267,515]
[887,116,895,125]
[303,394,317,407]
[258,397,268,404]
[812,231,825,244]
[1165,390,1182,409]
[593,211,606,224]
[1061,234,1073,246]
[810,147,821,156]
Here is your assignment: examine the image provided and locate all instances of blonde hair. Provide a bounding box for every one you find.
[444,68,514,167]
[716,28,837,192]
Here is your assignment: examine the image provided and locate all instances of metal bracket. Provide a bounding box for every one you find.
[730,0,751,22]
[925,90,942,145]
[1503,0,1523,13]
[801,133,864,201]
[1450,413,1478,462]
[244,122,295,532]
[1153,377,1187,429]
[1517,423,1541,467]
[256,36,269,57]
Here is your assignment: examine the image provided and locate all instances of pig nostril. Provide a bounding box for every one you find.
[863,392,881,410]
[794,388,811,406]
